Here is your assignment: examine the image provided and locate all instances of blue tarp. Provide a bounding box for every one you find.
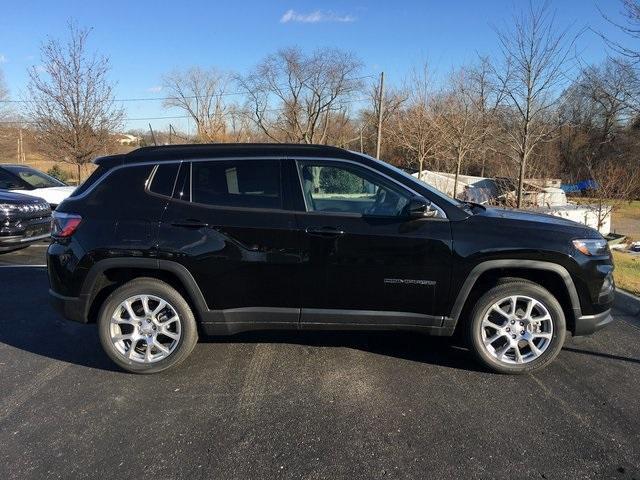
[561,180,599,192]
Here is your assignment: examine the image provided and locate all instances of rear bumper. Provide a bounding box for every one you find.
[573,309,613,336]
[49,289,88,323]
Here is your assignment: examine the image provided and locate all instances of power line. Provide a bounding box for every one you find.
[0,97,373,125]
[0,74,377,104]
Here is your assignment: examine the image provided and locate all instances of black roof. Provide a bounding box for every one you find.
[95,143,364,167]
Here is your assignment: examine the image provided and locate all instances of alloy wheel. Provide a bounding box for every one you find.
[109,294,182,363]
[480,295,554,365]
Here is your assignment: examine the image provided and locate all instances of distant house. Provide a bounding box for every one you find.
[116,134,141,146]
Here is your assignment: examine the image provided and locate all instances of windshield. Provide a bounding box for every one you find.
[4,165,67,189]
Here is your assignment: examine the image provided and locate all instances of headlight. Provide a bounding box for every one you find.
[572,239,608,256]
[0,203,20,214]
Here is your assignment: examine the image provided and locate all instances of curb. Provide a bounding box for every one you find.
[614,289,640,317]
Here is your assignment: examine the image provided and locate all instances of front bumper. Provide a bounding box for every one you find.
[49,289,88,323]
[0,232,50,251]
[573,309,613,336]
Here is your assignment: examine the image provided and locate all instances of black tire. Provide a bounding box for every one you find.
[97,278,198,374]
[466,279,566,374]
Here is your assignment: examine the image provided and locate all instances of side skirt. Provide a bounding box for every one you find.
[199,307,455,336]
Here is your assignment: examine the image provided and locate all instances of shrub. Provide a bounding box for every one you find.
[47,164,70,183]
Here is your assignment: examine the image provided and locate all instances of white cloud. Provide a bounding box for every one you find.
[147,86,162,93]
[280,9,355,24]
[0,54,7,64]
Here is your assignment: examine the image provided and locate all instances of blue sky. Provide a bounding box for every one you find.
[0,0,632,131]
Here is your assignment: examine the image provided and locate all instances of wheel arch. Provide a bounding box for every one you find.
[81,258,209,324]
[449,260,581,333]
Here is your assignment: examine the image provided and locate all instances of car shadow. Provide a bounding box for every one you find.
[0,268,122,372]
[0,269,485,373]
[562,346,640,365]
[201,329,485,372]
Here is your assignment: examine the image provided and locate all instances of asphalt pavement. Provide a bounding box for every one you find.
[0,244,639,479]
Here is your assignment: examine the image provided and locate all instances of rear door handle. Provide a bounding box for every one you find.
[171,220,209,229]
[304,226,345,237]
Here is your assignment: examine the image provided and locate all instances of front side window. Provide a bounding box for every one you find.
[298,162,410,217]
[4,165,66,189]
[191,160,282,209]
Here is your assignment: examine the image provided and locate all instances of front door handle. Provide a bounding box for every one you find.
[304,226,345,237]
[171,219,209,229]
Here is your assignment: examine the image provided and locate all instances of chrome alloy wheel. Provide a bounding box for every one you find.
[109,295,182,363]
[481,295,554,365]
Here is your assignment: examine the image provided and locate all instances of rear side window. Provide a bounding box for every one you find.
[70,165,108,197]
[148,163,179,197]
[85,165,154,210]
[191,160,282,209]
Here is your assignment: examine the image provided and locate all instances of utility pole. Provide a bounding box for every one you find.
[17,128,25,163]
[148,123,158,146]
[375,71,385,159]
[169,124,172,145]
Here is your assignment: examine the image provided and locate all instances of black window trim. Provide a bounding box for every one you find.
[66,155,448,219]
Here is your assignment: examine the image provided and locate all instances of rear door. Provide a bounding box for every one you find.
[293,159,452,328]
[157,159,301,327]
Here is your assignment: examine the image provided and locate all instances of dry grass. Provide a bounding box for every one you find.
[613,251,640,296]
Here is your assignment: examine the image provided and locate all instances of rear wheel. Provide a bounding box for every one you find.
[97,278,198,374]
[467,279,566,374]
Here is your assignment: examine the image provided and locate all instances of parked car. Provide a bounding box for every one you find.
[0,190,51,253]
[0,164,76,208]
[47,144,615,374]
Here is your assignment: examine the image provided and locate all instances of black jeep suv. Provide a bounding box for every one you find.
[47,144,614,374]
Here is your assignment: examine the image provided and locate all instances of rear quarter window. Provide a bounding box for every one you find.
[70,165,109,197]
[148,163,180,197]
[85,165,155,212]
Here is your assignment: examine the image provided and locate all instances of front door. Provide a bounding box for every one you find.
[293,159,452,328]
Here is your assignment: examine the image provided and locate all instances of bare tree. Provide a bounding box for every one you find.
[585,158,639,230]
[493,1,573,207]
[238,47,363,144]
[388,64,441,177]
[162,67,232,142]
[0,68,9,120]
[464,56,507,176]
[26,23,123,182]
[432,69,491,198]
[599,0,640,66]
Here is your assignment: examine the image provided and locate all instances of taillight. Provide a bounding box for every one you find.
[52,212,82,238]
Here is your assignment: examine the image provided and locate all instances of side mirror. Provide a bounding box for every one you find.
[407,196,439,219]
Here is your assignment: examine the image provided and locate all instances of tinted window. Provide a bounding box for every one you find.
[148,163,179,197]
[173,162,190,201]
[70,165,108,197]
[191,160,281,209]
[86,165,155,210]
[0,169,23,190]
[298,162,410,217]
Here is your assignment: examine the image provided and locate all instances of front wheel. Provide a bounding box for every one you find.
[467,280,566,374]
[98,278,198,374]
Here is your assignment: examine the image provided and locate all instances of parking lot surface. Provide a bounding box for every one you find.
[0,245,639,480]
